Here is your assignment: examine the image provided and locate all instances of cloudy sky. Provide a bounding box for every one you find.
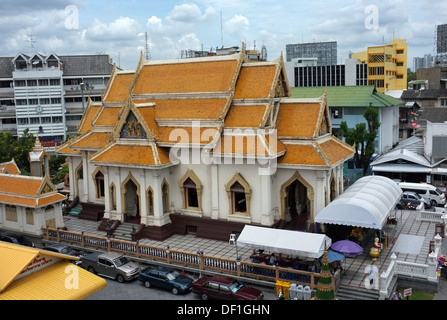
[0,0,446,70]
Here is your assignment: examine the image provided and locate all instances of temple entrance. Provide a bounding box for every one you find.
[123,179,140,224]
[282,177,311,231]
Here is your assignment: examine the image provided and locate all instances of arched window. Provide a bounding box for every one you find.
[179,170,203,212]
[231,181,246,213]
[184,178,198,208]
[225,173,252,217]
[95,170,105,198]
[147,188,154,216]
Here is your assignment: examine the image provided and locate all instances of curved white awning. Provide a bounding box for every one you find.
[236,225,331,259]
[315,175,402,229]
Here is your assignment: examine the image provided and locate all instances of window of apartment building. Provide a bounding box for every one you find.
[66,115,82,121]
[397,49,404,54]
[2,118,16,124]
[38,79,49,86]
[52,116,62,123]
[396,75,404,79]
[15,99,27,106]
[40,98,50,105]
[47,59,59,68]
[396,62,404,67]
[15,59,27,70]
[51,98,61,104]
[41,117,51,124]
[441,99,447,106]
[28,98,38,105]
[14,80,26,87]
[30,117,40,124]
[27,80,37,87]
[331,108,343,119]
[49,79,60,86]
[18,118,29,125]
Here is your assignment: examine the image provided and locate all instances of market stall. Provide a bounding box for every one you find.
[236,225,332,260]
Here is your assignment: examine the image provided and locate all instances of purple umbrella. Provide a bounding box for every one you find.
[331,240,363,256]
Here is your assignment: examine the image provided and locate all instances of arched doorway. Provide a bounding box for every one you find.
[122,177,140,223]
[280,172,314,232]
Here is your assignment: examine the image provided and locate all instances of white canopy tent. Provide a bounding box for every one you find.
[236,225,332,259]
[315,175,402,229]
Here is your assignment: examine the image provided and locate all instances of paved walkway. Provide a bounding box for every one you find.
[62,208,446,293]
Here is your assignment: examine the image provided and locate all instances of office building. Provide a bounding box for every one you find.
[0,53,114,149]
[351,39,408,93]
[285,41,338,65]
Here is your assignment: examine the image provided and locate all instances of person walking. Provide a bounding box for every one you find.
[392,289,402,300]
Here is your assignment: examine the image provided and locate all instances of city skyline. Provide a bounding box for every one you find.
[0,0,446,70]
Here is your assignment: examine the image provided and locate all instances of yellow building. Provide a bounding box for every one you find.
[352,39,407,93]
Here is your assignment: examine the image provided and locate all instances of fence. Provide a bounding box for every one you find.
[379,233,442,299]
[42,226,338,290]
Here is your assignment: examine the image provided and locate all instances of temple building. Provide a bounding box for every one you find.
[57,45,354,241]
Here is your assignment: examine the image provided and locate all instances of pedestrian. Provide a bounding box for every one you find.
[392,289,402,300]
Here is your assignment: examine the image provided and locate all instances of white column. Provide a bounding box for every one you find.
[260,172,273,225]
[211,164,219,219]
[81,152,89,203]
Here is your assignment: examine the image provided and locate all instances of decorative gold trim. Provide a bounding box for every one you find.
[280,171,315,224]
[225,172,252,217]
[178,169,203,211]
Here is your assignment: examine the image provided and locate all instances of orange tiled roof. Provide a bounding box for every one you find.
[213,134,284,156]
[0,160,20,175]
[234,65,277,99]
[224,105,267,127]
[91,144,170,166]
[318,138,354,165]
[0,193,66,207]
[157,126,218,144]
[132,59,239,94]
[152,98,228,120]
[56,144,81,155]
[276,103,321,138]
[278,144,327,166]
[94,106,122,126]
[70,132,111,150]
[104,73,135,102]
[78,105,102,133]
[136,105,159,137]
[0,175,44,196]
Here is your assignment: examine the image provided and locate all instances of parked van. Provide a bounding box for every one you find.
[397,182,446,207]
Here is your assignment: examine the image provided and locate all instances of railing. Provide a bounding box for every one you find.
[379,233,442,299]
[42,226,337,290]
[418,208,446,223]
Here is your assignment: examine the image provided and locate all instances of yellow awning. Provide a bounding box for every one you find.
[0,242,106,300]
[0,260,107,300]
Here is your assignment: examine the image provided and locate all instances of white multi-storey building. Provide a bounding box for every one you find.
[0,53,114,149]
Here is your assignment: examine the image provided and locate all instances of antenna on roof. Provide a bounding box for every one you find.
[145,31,151,61]
[220,10,224,47]
[27,32,37,52]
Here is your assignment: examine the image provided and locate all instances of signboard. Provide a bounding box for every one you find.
[404,288,412,297]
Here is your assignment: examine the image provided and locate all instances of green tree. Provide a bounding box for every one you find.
[0,129,35,175]
[340,106,381,175]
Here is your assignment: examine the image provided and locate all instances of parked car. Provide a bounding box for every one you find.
[80,251,140,283]
[192,275,264,300]
[436,184,447,198]
[0,233,35,247]
[398,182,446,207]
[395,191,430,210]
[139,266,194,295]
[44,244,87,265]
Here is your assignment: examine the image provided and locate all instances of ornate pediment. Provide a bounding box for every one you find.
[120,111,147,139]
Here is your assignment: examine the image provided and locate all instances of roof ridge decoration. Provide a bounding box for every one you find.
[315,90,332,138]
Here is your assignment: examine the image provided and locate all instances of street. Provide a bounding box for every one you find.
[85,269,279,300]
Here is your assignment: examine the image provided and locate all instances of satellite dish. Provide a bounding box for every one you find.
[32,60,40,65]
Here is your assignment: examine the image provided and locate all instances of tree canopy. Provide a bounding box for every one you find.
[340,106,381,175]
[0,129,35,175]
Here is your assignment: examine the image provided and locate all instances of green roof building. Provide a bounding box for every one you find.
[292,86,403,155]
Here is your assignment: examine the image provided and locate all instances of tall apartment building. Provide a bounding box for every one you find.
[0,53,114,150]
[285,41,338,65]
[351,39,408,93]
[413,54,433,72]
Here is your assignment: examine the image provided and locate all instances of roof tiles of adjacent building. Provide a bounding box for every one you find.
[58,47,354,169]
[293,86,403,108]
[0,174,66,208]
